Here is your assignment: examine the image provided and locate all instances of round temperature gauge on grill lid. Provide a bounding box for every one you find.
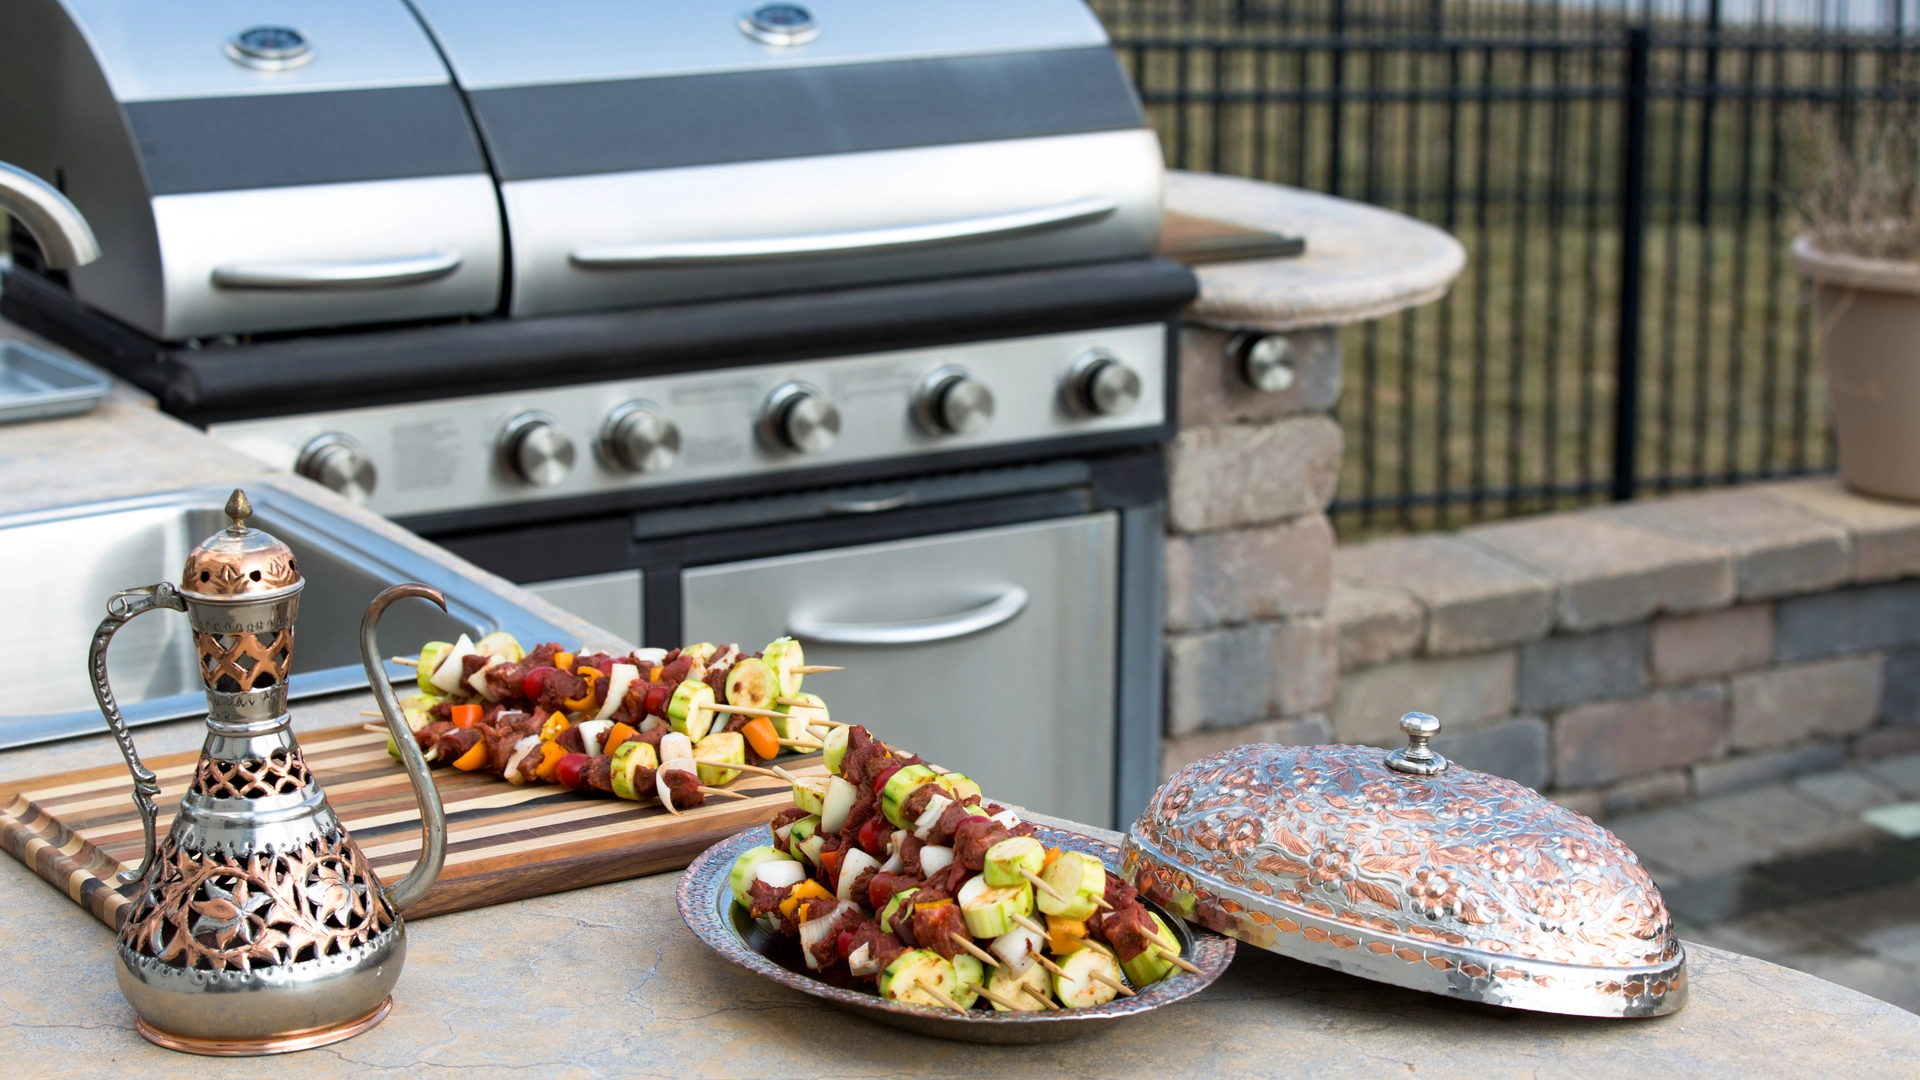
[738,3,820,46]
[1121,712,1687,1018]
[225,25,314,71]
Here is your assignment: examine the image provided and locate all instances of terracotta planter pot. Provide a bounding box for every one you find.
[1792,233,1920,502]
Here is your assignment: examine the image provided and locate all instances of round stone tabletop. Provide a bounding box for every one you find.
[1166,170,1468,331]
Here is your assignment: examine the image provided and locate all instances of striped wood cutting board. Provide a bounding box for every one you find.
[0,724,816,927]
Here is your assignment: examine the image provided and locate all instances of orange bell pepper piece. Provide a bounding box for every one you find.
[1047,914,1089,955]
[778,878,835,920]
[602,722,639,759]
[553,651,575,675]
[1042,846,1063,871]
[741,716,780,760]
[450,703,482,729]
[452,739,490,771]
[532,741,567,782]
[539,712,570,742]
[563,668,600,713]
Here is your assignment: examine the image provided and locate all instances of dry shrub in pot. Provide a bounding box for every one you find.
[1790,95,1920,502]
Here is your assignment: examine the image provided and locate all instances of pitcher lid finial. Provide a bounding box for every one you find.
[225,488,252,530]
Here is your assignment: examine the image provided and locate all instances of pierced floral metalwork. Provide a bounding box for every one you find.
[119,830,393,972]
[189,748,313,799]
[1123,743,1687,1017]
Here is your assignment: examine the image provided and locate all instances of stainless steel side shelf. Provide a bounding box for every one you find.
[0,484,577,748]
[0,342,112,424]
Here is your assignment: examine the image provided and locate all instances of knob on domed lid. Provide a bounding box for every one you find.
[180,489,302,598]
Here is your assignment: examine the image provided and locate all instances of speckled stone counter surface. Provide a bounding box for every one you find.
[1165,170,1468,330]
[3,323,1919,1076]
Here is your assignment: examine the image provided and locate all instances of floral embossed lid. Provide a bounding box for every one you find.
[180,489,301,600]
[1121,712,1685,1017]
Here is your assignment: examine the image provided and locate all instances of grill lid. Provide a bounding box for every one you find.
[1121,713,1687,1018]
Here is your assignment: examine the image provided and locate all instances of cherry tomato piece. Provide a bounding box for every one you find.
[554,752,590,790]
[836,929,859,961]
[869,762,904,797]
[521,666,556,700]
[643,681,673,717]
[857,814,892,858]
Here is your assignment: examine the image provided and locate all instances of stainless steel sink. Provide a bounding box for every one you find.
[0,485,576,749]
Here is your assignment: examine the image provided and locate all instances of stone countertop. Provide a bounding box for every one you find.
[3,331,1918,1077]
[3,822,1918,1080]
[1166,171,1468,332]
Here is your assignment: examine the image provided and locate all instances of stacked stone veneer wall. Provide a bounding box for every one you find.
[1162,330,1920,819]
[1160,326,1347,771]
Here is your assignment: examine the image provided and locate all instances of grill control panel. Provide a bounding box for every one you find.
[210,323,1166,519]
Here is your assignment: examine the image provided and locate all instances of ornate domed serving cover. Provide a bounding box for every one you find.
[1121,713,1686,1017]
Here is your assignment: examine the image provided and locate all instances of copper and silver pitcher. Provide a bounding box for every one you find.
[86,489,448,1055]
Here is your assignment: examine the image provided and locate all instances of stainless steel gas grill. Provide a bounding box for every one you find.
[0,0,1193,827]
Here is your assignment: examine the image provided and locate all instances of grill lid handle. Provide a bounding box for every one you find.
[210,251,464,290]
[569,197,1117,268]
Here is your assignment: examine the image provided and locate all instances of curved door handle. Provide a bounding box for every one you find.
[788,586,1029,646]
[570,197,1117,268]
[211,250,463,290]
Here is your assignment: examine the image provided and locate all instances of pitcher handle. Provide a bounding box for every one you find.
[359,584,450,915]
[88,583,188,884]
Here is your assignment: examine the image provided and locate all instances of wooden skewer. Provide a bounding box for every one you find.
[390,656,420,667]
[1021,869,1065,903]
[776,738,825,750]
[971,982,1024,1011]
[361,711,383,718]
[913,977,969,1014]
[1012,913,1048,938]
[1152,946,1202,975]
[793,665,843,673]
[699,785,752,801]
[1030,952,1070,979]
[948,933,1002,970]
[361,723,388,733]
[705,703,786,719]
[724,761,797,780]
[1020,983,1061,1011]
[1091,971,1136,997]
[770,765,803,784]
[1093,896,1114,911]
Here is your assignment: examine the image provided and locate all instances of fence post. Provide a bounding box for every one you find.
[1612,26,1651,502]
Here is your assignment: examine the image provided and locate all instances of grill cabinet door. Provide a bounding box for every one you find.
[682,514,1117,825]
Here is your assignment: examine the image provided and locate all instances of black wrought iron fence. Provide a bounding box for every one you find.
[1091,0,1920,535]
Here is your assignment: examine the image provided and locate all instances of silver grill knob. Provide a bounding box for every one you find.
[915,366,995,436]
[499,412,575,487]
[295,433,375,504]
[600,401,681,474]
[1067,350,1142,416]
[761,382,840,455]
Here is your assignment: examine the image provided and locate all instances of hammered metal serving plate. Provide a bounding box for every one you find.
[1122,716,1686,1018]
[679,824,1234,1043]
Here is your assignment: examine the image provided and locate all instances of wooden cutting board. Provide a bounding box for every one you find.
[0,724,814,927]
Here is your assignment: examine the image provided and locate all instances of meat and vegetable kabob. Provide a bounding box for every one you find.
[730,723,1200,1012]
[376,631,839,813]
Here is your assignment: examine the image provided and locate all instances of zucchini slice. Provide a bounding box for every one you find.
[428,633,477,694]
[951,953,984,1009]
[791,775,830,815]
[778,691,830,742]
[1036,850,1107,921]
[1053,942,1124,1008]
[694,730,746,786]
[416,641,452,694]
[957,873,1034,939]
[667,681,716,742]
[878,948,957,1007]
[611,739,659,800]
[725,657,778,711]
[982,836,1045,888]
[1119,912,1183,987]
[986,960,1052,1012]
[822,724,850,774]
[880,764,942,828]
[762,637,806,697]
